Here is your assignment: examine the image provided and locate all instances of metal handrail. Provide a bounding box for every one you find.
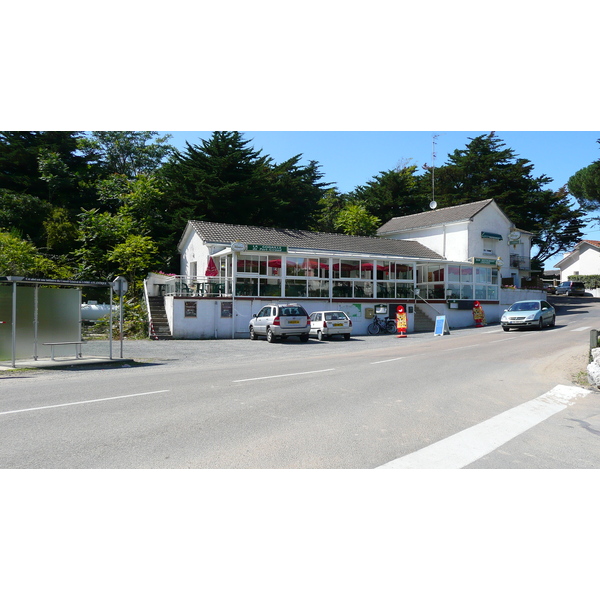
[415,293,444,316]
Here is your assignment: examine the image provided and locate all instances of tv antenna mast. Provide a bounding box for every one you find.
[430,134,439,209]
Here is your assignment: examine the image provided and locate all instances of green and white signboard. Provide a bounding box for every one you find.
[247,244,288,253]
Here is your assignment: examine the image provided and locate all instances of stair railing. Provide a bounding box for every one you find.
[414,292,444,315]
[143,278,154,338]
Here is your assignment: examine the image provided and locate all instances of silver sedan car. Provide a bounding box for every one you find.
[500,300,556,331]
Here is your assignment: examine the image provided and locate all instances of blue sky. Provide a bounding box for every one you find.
[160,131,600,268]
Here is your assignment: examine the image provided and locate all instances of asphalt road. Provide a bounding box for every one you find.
[1,295,599,468]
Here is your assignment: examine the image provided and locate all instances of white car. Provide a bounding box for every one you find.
[308,311,352,341]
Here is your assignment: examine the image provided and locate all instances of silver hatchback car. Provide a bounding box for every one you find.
[249,303,311,343]
[308,310,352,341]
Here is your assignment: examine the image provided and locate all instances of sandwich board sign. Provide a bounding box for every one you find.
[434,315,450,336]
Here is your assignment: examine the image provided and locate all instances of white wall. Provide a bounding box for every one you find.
[560,246,600,279]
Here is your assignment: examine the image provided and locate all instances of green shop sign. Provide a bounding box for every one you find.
[247,244,288,253]
[472,257,498,266]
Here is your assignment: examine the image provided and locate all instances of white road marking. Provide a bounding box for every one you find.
[0,390,170,416]
[377,385,591,469]
[572,326,591,332]
[371,357,406,364]
[443,344,479,351]
[233,369,334,382]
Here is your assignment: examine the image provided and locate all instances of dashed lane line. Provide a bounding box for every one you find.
[0,390,170,417]
[233,368,334,382]
[377,385,591,469]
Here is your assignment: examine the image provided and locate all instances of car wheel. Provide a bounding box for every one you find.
[538,318,544,330]
[549,315,556,327]
[343,333,351,340]
[266,328,276,343]
[502,326,510,331]
[317,330,323,341]
[249,327,257,340]
[300,334,309,343]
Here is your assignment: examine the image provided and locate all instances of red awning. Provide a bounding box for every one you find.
[360,263,386,271]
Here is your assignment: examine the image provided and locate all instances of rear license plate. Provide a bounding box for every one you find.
[332,323,343,326]
[289,319,299,324]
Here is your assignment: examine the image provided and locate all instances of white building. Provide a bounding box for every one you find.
[377,199,533,287]
[144,199,540,339]
[553,241,600,280]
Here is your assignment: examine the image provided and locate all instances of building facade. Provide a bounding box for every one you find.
[144,199,539,339]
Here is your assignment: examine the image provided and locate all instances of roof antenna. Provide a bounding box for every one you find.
[429,134,438,209]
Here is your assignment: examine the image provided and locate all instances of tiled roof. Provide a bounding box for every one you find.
[187,220,444,260]
[377,199,496,234]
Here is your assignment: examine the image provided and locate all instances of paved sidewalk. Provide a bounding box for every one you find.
[0,356,135,370]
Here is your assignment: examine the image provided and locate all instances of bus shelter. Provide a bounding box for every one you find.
[0,276,124,368]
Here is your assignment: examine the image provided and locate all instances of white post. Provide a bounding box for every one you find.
[33,284,39,360]
[11,281,17,368]
[109,286,113,360]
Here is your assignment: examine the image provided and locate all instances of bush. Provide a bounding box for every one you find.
[90,298,149,339]
[569,275,600,289]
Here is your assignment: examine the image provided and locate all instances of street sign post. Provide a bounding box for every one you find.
[112,277,128,358]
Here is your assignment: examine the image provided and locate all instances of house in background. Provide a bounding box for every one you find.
[377,199,534,288]
[553,240,600,280]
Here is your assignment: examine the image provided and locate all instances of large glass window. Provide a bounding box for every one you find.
[285,279,307,297]
[308,280,329,297]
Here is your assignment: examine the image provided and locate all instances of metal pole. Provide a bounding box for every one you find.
[119,280,124,359]
[11,282,17,368]
[109,285,113,360]
[33,284,39,360]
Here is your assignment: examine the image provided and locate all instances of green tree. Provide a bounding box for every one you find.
[80,131,175,178]
[0,131,96,210]
[162,132,328,234]
[269,156,329,229]
[72,209,136,280]
[162,131,275,229]
[107,234,159,295]
[0,189,53,247]
[0,230,71,278]
[568,140,600,210]
[312,188,350,233]
[350,165,425,224]
[334,204,381,236]
[423,133,586,265]
[43,207,80,255]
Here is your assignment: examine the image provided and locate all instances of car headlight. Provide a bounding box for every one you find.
[524,314,536,321]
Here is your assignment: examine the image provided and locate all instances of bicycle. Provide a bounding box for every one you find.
[367,315,397,335]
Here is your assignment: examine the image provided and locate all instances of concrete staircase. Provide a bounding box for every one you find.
[413,305,436,333]
[148,296,172,340]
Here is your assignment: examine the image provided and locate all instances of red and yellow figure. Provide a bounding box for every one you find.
[396,305,407,338]
[473,301,486,327]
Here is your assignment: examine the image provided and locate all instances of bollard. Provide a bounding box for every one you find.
[590,329,598,362]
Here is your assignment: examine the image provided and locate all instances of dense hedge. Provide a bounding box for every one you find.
[568,275,600,289]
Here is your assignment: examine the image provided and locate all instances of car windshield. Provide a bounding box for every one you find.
[324,312,347,320]
[510,301,540,311]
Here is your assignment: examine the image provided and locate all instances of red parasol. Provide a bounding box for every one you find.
[205,256,219,277]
